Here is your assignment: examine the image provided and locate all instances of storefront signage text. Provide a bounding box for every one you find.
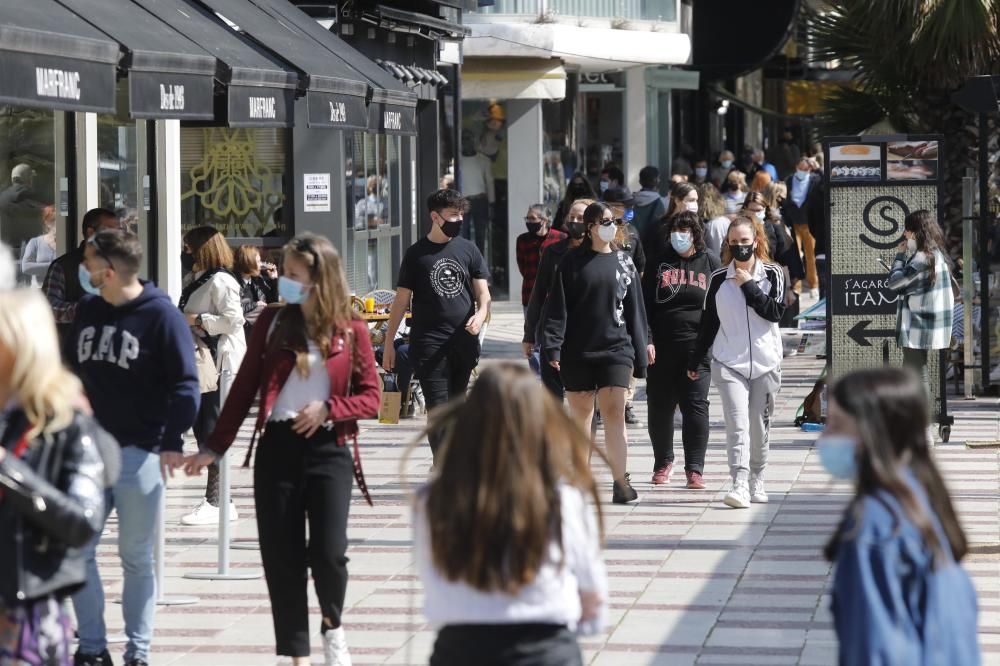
[329,101,347,123]
[383,110,402,131]
[36,67,81,100]
[830,274,899,316]
[159,84,185,111]
[249,96,277,120]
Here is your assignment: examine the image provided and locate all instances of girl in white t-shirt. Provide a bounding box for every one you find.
[410,362,607,666]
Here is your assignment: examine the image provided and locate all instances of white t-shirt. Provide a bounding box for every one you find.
[413,483,607,631]
[269,341,331,421]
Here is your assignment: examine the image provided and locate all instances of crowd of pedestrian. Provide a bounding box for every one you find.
[0,146,981,665]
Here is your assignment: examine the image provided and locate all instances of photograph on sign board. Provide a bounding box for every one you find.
[829,143,882,181]
[887,160,937,181]
[887,140,938,160]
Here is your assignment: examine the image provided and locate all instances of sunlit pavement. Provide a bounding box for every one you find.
[87,302,1000,665]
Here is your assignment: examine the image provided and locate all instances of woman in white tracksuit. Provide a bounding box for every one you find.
[687,215,785,509]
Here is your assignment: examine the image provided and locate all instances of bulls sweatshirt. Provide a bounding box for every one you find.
[539,247,648,377]
[689,260,785,380]
[642,247,721,347]
[73,283,200,453]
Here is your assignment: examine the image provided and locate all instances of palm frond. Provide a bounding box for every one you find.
[911,0,1000,87]
[814,86,913,135]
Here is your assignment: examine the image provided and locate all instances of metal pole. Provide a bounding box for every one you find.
[979,112,992,394]
[184,370,262,581]
[962,173,977,397]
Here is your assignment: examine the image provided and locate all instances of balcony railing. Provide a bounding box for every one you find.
[470,0,677,22]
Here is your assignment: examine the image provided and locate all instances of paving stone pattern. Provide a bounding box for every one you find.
[89,303,1000,665]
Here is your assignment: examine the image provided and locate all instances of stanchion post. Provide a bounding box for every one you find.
[184,369,262,581]
[962,173,977,397]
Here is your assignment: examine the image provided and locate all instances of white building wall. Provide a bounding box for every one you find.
[504,99,544,304]
[623,66,648,191]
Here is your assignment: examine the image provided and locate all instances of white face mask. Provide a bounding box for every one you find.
[596,223,617,243]
[907,238,917,253]
[754,210,766,221]
[685,201,699,213]
[795,169,810,181]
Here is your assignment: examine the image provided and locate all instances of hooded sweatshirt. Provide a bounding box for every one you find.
[642,246,722,347]
[631,189,667,238]
[73,283,200,453]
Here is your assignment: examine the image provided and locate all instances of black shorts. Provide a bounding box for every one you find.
[560,361,633,392]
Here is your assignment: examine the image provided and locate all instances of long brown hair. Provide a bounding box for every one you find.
[720,215,771,265]
[415,363,604,594]
[904,210,948,286]
[270,233,356,375]
[824,368,967,565]
[184,226,233,272]
[664,181,697,218]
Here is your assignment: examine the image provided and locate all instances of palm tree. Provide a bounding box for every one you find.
[807,0,1000,246]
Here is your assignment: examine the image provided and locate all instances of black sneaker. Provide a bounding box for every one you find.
[624,404,641,426]
[124,660,148,666]
[612,473,639,504]
[74,650,113,666]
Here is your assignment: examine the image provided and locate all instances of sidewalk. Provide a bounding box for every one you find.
[93,302,1000,665]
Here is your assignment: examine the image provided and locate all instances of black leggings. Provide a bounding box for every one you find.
[646,346,710,473]
[253,421,354,657]
[431,624,582,666]
[193,389,222,505]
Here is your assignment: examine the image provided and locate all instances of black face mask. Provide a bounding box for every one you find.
[566,222,587,240]
[729,243,755,263]
[526,222,542,235]
[181,251,195,274]
[440,219,463,238]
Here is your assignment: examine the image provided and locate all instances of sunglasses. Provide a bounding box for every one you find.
[87,236,116,271]
[595,217,625,227]
[293,237,320,272]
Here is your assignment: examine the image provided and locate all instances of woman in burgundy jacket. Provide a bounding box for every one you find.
[185,233,380,666]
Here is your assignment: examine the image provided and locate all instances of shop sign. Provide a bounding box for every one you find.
[129,71,214,119]
[59,178,69,217]
[227,86,293,127]
[303,173,331,213]
[0,49,115,113]
[366,102,416,135]
[306,91,367,130]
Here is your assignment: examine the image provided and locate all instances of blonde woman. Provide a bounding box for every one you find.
[178,226,246,526]
[0,289,113,665]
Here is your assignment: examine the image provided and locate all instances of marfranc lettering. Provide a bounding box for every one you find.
[36,68,81,100]
[249,96,277,120]
[383,110,402,131]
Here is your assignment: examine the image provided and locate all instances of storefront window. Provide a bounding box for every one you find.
[180,127,289,241]
[462,100,509,296]
[580,91,624,183]
[0,106,60,287]
[346,132,402,293]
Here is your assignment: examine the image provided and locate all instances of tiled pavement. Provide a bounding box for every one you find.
[87,302,1000,665]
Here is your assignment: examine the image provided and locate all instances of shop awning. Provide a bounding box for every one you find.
[249,0,418,135]
[56,0,217,119]
[0,0,119,113]
[195,0,370,130]
[132,0,298,127]
[462,58,566,101]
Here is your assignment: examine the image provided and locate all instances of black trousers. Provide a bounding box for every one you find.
[646,344,711,473]
[253,421,354,657]
[540,349,564,401]
[193,388,222,505]
[465,194,490,256]
[431,624,582,666]
[416,339,478,457]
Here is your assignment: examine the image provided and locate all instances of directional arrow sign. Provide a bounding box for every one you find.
[847,320,896,347]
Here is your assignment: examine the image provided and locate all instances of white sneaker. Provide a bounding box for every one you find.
[926,425,937,448]
[180,499,238,526]
[723,481,751,509]
[750,476,768,503]
[323,626,353,666]
[809,288,819,299]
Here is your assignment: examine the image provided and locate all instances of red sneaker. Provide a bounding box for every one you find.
[685,470,706,490]
[652,463,673,485]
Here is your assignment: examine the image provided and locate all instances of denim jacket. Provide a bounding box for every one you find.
[830,475,980,665]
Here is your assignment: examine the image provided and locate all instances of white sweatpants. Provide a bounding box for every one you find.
[712,362,781,484]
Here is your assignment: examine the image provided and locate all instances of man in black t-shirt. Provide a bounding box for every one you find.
[383,189,491,456]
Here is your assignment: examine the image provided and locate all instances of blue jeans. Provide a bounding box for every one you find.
[72,446,162,661]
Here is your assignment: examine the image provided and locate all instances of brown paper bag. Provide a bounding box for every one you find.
[378,373,401,424]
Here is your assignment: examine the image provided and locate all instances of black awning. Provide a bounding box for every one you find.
[56,0,217,119]
[374,4,470,39]
[132,0,299,127]
[195,0,370,130]
[0,0,119,113]
[367,100,418,135]
[249,0,418,135]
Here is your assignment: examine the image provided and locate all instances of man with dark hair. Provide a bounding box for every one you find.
[599,164,625,197]
[632,166,667,237]
[382,189,491,457]
[43,207,119,349]
[71,229,200,666]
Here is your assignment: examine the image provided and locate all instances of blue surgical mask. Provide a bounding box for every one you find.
[721,160,734,169]
[694,167,708,178]
[795,169,810,181]
[79,264,101,296]
[599,180,610,193]
[278,276,309,305]
[670,231,693,254]
[817,435,858,480]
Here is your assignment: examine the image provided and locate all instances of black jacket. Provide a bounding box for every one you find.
[524,238,575,344]
[0,409,114,604]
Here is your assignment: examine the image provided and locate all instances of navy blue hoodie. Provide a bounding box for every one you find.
[73,283,200,453]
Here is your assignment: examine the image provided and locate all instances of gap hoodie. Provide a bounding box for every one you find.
[73,283,200,453]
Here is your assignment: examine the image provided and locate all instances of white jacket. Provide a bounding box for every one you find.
[182,270,246,389]
[690,260,784,380]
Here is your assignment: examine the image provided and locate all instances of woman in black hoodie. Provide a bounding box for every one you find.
[642,211,721,490]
